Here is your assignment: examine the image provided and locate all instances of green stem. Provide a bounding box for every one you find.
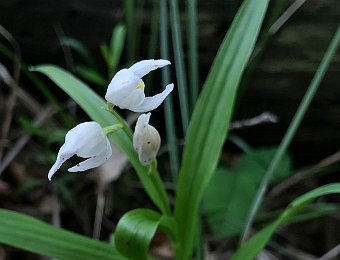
[124,0,136,64]
[105,103,133,140]
[240,25,340,245]
[169,0,190,134]
[103,124,123,135]
[149,160,171,215]
[160,0,180,181]
[187,0,199,109]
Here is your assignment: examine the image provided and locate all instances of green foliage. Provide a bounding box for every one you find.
[240,24,340,244]
[60,37,97,68]
[115,209,175,260]
[75,65,107,87]
[0,209,126,260]
[203,147,292,238]
[173,0,269,258]
[232,183,340,260]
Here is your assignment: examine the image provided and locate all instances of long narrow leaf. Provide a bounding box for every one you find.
[187,0,199,108]
[0,209,126,260]
[160,0,180,179]
[33,65,170,215]
[169,0,190,133]
[232,183,340,259]
[173,0,269,258]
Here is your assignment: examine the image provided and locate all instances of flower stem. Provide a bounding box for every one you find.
[103,124,123,135]
[105,102,133,140]
[149,160,171,215]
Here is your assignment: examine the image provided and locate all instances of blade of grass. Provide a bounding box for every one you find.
[233,183,340,259]
[144,0,160,91]
[108,24,126,78]
[187,0,199,108]
[173,0,269,258]
[124,0,136,64]
[160,0,180,180]
[240,25,340,245]
[169,0,190,134]
[186,2,202,256]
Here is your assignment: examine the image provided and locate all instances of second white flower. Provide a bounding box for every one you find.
[105,59,174,113]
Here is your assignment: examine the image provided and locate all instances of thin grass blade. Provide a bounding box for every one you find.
[240,25,340,244]
[169,0,190,133]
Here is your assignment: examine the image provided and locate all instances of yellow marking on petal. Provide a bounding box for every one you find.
[137,81,145,89]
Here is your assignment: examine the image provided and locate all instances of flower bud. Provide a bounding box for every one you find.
[133,113,161,165]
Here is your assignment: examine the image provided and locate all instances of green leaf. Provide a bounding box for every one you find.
[0,209,126,260]
[232,183,340,260]
[33,65,170,215]
[75,65,107,87]
[240,25,340,243]
[173,0,269,258]
[202,147,292,239]
[109,24,126,76]
[60,37,97,68]
[115,209,163,260]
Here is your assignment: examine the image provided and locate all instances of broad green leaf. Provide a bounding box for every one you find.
[232,183,340,260]
[0,209,126,260]
[203,148,292,238]
[174,0,269,258]
[115,209,175,260]
[33,65,170,215]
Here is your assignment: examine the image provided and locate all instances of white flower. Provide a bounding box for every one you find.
[48,122,112,180]
[105,59,174,112]
[133,113,161,166]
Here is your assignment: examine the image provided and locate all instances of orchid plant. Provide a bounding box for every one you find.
[48,59,172,180]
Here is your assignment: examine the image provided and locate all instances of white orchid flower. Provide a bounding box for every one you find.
[105,59,174,112]
[133,113,161,166]
[48,122,112,180]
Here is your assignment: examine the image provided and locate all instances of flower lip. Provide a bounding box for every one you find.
[47,122,112,180]
[105,59,173,113]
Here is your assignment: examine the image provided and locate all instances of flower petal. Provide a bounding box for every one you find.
[48,144,74,180]
[65,122,104,153]
[68,139,112,172]
[129,83,174,113]
[105,69,141,105]
[129,59,171,78]
[77,136,107,158]
[117,87,145,110]
[137,125,160,166]
[133,113,151,152]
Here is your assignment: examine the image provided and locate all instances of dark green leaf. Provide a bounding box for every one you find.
[0,209,126,260]
[115,209,174,260]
